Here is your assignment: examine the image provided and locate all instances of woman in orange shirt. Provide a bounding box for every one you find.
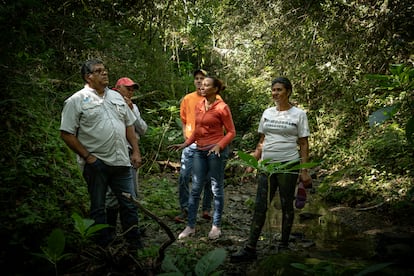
[171,76,236,240]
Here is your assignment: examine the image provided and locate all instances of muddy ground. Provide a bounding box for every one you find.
[137,172,414,275]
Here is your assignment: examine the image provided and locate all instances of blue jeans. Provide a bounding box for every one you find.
[187,146,229,228]
[83,159,140,245]
[178,143,212,212]
[105,167,137,228]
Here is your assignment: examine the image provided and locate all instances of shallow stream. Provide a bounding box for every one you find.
[249,190,414,275]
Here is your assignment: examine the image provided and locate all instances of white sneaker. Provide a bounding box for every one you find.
[178,226,195,239]
[208,225,221,240]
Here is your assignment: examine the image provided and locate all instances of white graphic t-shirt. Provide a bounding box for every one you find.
[258,106,310,162]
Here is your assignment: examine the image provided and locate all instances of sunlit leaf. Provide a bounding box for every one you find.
[368,106,397,127]
[289,162,320,171]
[237,151,258,169]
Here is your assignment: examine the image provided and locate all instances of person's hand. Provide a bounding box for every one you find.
[85,154,97,164]
[240,167,255,183]
[168,143,187,151]
[245,167,254,174]
[123,96,133,109]
[300,170,312,188]
[130,152,142,169]
[85,153,98,164]
[207,144,221,157]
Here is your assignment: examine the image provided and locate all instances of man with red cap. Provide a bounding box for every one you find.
[106,77,148,236]
[114,77,147,138]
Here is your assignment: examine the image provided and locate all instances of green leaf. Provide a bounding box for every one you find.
[32,252,51,262]
[368,106,397,127]
[237,151,258,169]
[291,262,311,271]
[406,116,414,145]
[160,255,182,274]
[210,271,225,276]
[72,212,86,235]
[194,248,226,276]
[45,228,65,260]
[238,151,318,175]
[364,74,390,81]
[389,64,404,76]
[85,223,110,238]
[175,118,182,128]
[36,228,68,265]
[270,159,299,171]
[289,162,320,171]
[355,262,393,276]
[71,212,108,240]
[263,161,284,174]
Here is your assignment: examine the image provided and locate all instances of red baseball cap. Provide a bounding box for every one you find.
[115,77,139,89]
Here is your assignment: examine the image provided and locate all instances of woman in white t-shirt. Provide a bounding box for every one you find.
[231,77,312,262]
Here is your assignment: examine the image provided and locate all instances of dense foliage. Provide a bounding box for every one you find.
[1,0,413,274]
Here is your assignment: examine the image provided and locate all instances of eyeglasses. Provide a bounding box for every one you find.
[126,86,134,92]
[90,68,108,75]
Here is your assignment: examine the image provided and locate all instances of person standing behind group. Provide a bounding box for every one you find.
[175,69,222,223]
[106,77,148,236]
[60,59,143,249]
[170,76,236,240]
[231,77,311,262]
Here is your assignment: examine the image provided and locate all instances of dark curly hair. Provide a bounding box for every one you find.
[271,77,292,95]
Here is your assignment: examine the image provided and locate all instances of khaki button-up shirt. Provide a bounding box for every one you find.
[60,85,136,169]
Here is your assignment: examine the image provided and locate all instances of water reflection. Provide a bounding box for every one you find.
[262,191,374,257]
[254,191,414,275]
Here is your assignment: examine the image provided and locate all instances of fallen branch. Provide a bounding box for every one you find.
[356,201,385,211]
[157,160,180,171]
[123,192,176,261]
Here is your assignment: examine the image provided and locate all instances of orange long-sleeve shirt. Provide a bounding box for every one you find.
[185,98,236,150]
[180,91,222,139]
